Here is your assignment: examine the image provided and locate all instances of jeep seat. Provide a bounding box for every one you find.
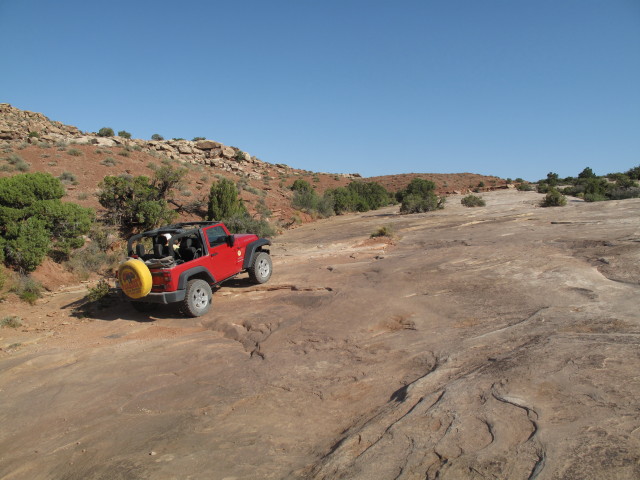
[178,238,198,261]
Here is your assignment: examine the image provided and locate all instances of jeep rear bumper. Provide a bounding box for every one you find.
[131,290,186,304]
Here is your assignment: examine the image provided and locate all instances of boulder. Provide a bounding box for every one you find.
[221,146,235,158]
[195,140,221,150]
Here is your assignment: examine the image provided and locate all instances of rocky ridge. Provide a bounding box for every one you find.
[0,103,359,182]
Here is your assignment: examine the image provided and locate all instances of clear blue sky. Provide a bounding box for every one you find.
[1,1,638,181]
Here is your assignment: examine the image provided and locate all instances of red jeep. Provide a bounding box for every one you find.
[118,221,272,317]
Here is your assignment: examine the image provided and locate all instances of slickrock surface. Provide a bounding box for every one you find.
[1,190,639,479]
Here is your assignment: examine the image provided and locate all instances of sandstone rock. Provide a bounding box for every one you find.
[195,140,221,150]
[221,146,235,158]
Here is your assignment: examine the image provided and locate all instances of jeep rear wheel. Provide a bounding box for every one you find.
[249,252,272,284]
[181,279,212,317]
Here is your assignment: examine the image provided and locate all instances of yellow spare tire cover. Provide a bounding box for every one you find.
[118,259,152,299]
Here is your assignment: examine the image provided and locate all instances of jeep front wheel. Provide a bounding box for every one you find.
[181,279,212,317]
[249,252,272,284]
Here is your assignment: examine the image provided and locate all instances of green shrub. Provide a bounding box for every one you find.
[400,193,444,213]
[101,157,117,166]
[607,187,640,200]
[583,193,608,202]
[10,276,43,304]
[118,150,130,157]
[117,130,132,139]
[223,214,276,238]
[371,225,393,238]
[397,178,444,214]
[291,179,313,192]
[541,189,567,207]
[292,189,319,212]
[98,127,114,137]
[98,172,178,232]
[477,181,485,188]
[87,279,111,302]
[578,167,597,179]
[545,172,559,187]
[0,316,22,328]
[208,178,247,220]
[28,131,40,138]
[192,137,206,141]
[517,183,533,191]
[151,133,164,141]
[626,165,640,180]
[461,194,486,207]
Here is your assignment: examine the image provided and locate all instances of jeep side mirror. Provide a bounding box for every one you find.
[226,235,235,247]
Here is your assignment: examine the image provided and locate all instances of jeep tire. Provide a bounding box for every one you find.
[249,251,272,284]
[181,279,212,317]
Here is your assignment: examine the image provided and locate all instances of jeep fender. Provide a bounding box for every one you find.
[177,266,216,290]
[243,239,272,270]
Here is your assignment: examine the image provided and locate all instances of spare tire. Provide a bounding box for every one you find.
[118,259,152,299]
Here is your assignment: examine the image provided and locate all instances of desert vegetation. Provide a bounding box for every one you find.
[461,194,486,207]
[397,178,446,214]
[537,166,640,203]
[290,179,394,218]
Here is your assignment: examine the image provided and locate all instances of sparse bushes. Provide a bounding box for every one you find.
[290,180,393,218]
[5,153,30,171]
[371,225,393,238]
[68,243,113,279]
[192,137,206,141]
[555,165,640,203]
[67,148,83,157]
[87,279,111,302]
[1,316,22,328]
[583,193,607,202]
[517,183,533,191]
[540,189,567,207]
[461,194,486,207]
[151,133,164,141]
[117,130,132,139]
[58,171,77,183]
[10,276,43,304]
[100,157,117,166]
[222,214,276,238]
